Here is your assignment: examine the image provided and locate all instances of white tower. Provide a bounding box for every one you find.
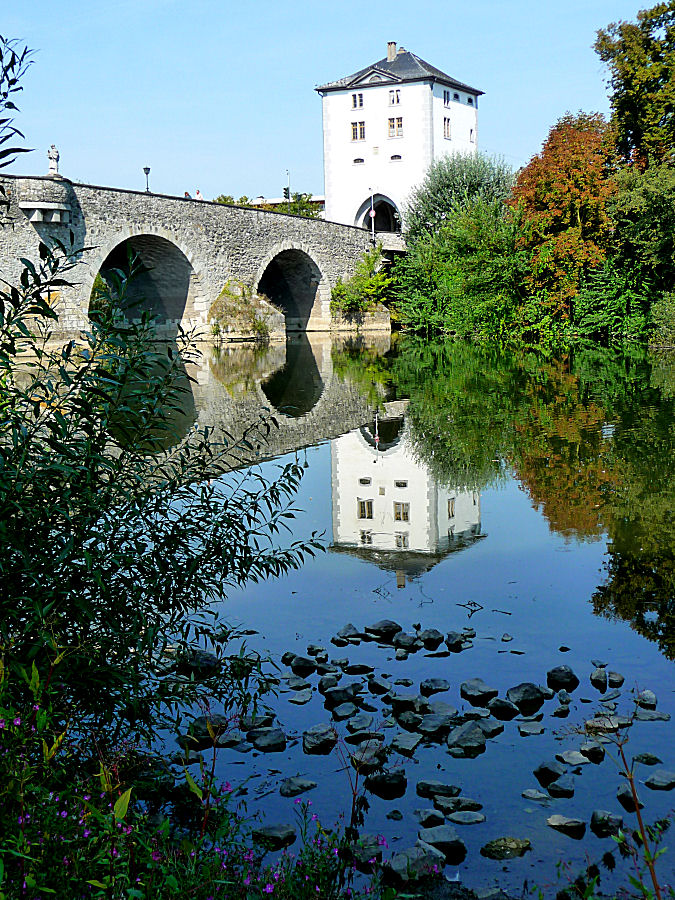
[316,42,483,231]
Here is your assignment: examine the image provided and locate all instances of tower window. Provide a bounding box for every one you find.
[358,499,373,519]
[352,93,364,108]
[360,530,373,545]
[444,117,451,140]
[395,532,409,549]
[470,128,475,143]
[394,480,408,488]
[390,154,402,160]
[351,121,366,141]
[448,497,455,517]
[359,477,371,485]
[388,117,403,138]
[394,501,409,522]
[389,89,400,105]
[468,96,474,106]
[353,157,364,164]
[443,90,451,107]
[453,92,460,101]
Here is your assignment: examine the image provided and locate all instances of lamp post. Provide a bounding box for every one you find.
[369,188,376,244]
[286,169,291,213]
[143,166,150,193]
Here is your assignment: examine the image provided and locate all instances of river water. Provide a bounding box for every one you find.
[185,333,674,896]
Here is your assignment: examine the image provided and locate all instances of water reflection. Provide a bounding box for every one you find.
[261,334,324,416]
[330,408,483,584]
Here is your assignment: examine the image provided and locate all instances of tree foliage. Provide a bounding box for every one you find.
[330,244,392,315]
[510,113,617,311]
[595,1,675,165]
[404,152,514,244]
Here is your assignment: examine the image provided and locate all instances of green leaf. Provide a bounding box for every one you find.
[113,786,133,820]
[87,880,108,889]
[184,770,203,801]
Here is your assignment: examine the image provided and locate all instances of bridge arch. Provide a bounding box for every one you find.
[83,225,209,334]
[354,194,400,232]
[253,242,331,331]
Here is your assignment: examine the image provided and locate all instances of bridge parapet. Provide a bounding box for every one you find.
[0,174,388,338]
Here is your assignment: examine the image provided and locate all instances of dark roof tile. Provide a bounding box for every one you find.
[316,50,483,95]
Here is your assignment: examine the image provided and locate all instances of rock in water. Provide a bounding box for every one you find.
[488,697,520,720]
[590,810,623,838]
[365,768,407,800]
[387,844,446,882]
[417,825,467,863]
[617,783,644,811]
[481,837,531,860]
[252,824,296,850]
[546,815,586,839]
[590,667,608,693]
[420,677,450,696]
[279,776,317,798]
[364,619,403,641]
[416,780,461,799]
[460,677,499,706]
[302,723,337,755]
[446,721,487,757]
[533,760,566,787]
[546,665,579,692]
[247,727,286,752]
[645,769,675,791]
[506,682,548,715]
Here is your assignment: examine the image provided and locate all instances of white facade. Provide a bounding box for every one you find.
[317,43,482,230]
[330,417,481,571]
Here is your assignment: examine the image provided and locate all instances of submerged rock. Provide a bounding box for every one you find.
[556,750,590,767]
[548,775,575,799]
[391,732,423,756]
[252,824,296,850]
[607,671,625,688]
[590,810,623,838]
[447,810,485,825]
[414,808,445,827]
[481,837,531,860]
[288,688,312,705]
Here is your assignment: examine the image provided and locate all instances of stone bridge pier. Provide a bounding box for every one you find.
[0,175,389,338]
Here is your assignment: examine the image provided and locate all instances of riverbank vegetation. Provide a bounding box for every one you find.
[390,2,675,349]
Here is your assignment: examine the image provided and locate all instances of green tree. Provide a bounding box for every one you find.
[595,1,675,165]
[404,151,514,244]
[330,244,392,315]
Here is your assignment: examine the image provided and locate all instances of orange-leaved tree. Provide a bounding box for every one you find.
[510,113,618,318]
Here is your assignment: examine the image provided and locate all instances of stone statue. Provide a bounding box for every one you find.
[47,145,60,176]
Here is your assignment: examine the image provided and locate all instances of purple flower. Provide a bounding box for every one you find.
[152,851,162,862]
[83,829,91,839]
[264,886,274,894]
[0,720,5,730]
[13,716,21,726]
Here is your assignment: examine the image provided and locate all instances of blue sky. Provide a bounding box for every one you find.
[5,0,641,200]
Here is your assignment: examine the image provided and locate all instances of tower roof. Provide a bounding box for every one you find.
[316,46,483,96]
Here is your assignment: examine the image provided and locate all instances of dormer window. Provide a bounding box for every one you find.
[369,74,382,83]
[467,96,474,106]
[352,93,363,108]
[389,89,400,105]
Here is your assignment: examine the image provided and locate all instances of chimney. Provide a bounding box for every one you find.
[387,41,396,62]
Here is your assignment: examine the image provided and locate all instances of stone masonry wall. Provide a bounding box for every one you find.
[0,175,383,336]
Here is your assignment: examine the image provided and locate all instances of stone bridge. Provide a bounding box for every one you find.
[0,174,387,337]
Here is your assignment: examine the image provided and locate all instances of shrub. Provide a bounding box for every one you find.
[330,245,392,317]
[404,152,514,244]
